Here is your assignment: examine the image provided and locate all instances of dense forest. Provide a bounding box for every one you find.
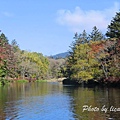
[0,34,48,82]
[0,11,120,86]
[64,11,120,86]
[0,33,66,85]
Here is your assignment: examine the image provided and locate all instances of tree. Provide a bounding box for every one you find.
[0,33,8,43]
[105,39,120,82]
[11,39,19,52]
[0,33,17,80]
[74,30,88,44]
[17,51,49,80]
[66,31,102,82]
[106,11,120,38]
[89,26,104,41]
[89,41,109,79]
[48,58,65,79]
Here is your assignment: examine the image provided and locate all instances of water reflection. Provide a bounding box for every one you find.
[0,83,120,120]
[0,83,75,120]
[63,86,120,120]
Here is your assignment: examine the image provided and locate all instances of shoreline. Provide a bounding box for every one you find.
[63,78,120,88]
[46,78,65,82]
[0,78,65,86]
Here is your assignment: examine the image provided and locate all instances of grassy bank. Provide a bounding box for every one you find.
[16,79,47,83]
[35,80,47,82]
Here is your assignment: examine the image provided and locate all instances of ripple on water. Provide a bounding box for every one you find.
[4,93,75,120]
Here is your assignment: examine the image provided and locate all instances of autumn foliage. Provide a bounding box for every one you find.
[0,34,17,79]
[0,33,50,83]
[65,25,120,86]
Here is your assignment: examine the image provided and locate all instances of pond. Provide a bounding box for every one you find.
[0,82,120,120]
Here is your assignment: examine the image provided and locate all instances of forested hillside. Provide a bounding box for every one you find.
[50,52,69,59]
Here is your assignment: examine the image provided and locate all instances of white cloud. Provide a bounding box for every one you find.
[56,2,119,33]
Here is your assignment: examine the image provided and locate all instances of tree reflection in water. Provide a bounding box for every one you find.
[0,83,120,120]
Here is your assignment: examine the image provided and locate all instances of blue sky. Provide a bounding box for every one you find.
[0,0,120,56]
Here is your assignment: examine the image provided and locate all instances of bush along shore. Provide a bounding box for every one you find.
[0,78,65,86]
[0,79,47,86]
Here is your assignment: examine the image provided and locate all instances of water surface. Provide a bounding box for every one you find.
[0,82,120,120]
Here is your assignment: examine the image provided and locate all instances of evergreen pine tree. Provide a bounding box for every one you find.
[106,11,120,38]
[89,26,104,41]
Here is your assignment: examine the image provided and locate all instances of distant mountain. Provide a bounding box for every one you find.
[50,52,69,59]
